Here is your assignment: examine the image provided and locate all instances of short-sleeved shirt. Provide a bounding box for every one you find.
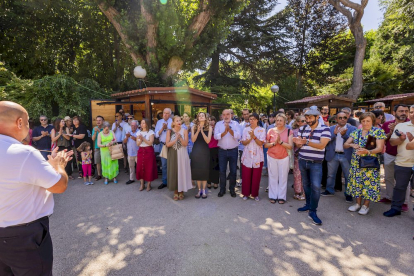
[137,130,155,148]
[350,127,386,156]
[241,126,266,168]
[92,127,103,149]
[267,128,292,159]
[73,124,87,148]
[32,125,54,150]
[0,134,61,227]
[391,121,414,167]
[298,123,331,162]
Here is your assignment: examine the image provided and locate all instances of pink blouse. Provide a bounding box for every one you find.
[241,126,266,168]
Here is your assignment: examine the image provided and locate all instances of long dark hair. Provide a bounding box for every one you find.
[53,118,64,132]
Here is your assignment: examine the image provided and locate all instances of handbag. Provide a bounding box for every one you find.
[109,143,124,160]
[159,143,168,159]
[357,130,380,169]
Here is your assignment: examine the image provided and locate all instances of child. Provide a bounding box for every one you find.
[77,141,93,185]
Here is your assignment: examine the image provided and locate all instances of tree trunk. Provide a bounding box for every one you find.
[163,56,184,81]
[347,23,366,100]
[140,0,158,68]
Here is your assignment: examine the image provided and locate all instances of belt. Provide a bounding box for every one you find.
[4,216,49,228]
[299,158,323,164]
[335,152,344,154]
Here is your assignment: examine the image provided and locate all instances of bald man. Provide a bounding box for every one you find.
[0,101,72,275]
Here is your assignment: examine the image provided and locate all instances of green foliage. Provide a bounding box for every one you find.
[0,62,109,126]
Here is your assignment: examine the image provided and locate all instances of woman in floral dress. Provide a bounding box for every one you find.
[344,112,386,215]
[292,116,306,200]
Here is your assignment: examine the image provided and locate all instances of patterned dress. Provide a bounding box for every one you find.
[100,131,119,180]
[346,127,386,202]
[292,128,304,194]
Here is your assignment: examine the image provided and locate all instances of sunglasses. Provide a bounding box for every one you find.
[374,106,383,109]
[298,120,306,123]
[338,116,347,120]
[40,119,47,121]
[128,117,133,120]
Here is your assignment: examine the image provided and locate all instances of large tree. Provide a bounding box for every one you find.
[287,0,347,92]
[327,0,368,100]
[96,0,246,84]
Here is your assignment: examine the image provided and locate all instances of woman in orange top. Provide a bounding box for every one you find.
[265,113,293,204]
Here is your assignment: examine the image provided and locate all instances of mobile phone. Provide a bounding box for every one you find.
[395,130,402,137]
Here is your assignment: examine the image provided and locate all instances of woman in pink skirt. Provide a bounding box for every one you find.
[136,118,158,191]
[292,116,306,200]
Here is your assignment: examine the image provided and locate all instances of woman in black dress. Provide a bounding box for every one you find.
[191,112,213,198]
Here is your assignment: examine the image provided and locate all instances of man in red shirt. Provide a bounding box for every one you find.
[380,104,411,212]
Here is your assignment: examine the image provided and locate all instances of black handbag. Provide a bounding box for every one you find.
[357,130,380,169]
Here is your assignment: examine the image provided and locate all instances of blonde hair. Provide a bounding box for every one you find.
[275,113,287,124]
[194,112,210,131]
[171,115,182,128]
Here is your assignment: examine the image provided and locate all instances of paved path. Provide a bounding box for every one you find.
[52,171,414,276]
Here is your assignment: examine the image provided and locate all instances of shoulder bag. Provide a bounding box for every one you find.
[109,143,124,160]
[357,130,380,169]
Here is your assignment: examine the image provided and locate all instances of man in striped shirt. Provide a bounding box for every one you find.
[293,109,331,225]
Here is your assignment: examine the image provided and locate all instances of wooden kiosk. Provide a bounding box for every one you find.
[90,87,223,126]
[286,95,355,115]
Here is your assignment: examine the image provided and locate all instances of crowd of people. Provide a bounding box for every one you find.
[26,102,414,226]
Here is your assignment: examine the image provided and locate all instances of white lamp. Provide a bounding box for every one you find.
[133,66,147,79]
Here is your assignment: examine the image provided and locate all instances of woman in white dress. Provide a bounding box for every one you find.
[166,115,193,200]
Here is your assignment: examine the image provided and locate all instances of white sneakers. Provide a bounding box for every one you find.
[358,205,369,215]
[348,204,369,215]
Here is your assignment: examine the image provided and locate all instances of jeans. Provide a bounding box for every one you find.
[392,165,413,211]
[161,144,167,185]
[326,153,350,195]
[39,150,49,161]
[263,147,268,168]
[219,147,238,193]
[299,159,323,212]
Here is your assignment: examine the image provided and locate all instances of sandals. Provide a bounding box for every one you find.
[139,185,145,191]
[278,199,286,204]
[270,199,277,204]
[202,189,207,199]
[147,185,152,192]
[207,184,212,189]
[178,192,184,200]
[213,184,218,189]
[195,190,202,199]
[173,193,179,201]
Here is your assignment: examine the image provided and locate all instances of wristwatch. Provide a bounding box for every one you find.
[305,140,310,146]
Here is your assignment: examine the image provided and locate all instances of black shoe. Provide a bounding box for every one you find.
[126,180,135,185]
[321,191,334,197]
[345,195,353,203]
[383,208,401,217]
[226,174,230,180]
[230,191,236,198]
[218,191,225,197]
[125,169,129,174]
[158,184,167,189]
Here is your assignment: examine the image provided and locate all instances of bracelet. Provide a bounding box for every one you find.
[253,137,256,140]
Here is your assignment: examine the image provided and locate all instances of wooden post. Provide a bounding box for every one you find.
[145,94,151,120]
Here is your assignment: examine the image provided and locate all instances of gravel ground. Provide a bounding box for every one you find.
[51,170,414,276]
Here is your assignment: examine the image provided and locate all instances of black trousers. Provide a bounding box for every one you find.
[0,217,53,276]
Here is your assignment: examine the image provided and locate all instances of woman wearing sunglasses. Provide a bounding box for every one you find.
[292,116,306,200]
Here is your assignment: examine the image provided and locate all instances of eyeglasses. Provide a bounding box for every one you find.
[374,106,383,109]
[128,117,133,120]
[298,120,306,123]
[338,117,347,120]
[40,119,47,121]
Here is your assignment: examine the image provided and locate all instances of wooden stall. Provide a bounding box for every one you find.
[90,87,227,127]
[286,95,355,115]
[361,93,414,113]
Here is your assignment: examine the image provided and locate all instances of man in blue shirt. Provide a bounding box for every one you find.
[154,108,173,189]
[32,115,54,160]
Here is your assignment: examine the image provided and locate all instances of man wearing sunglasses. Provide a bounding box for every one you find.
[32,115,54,160]
[374,102,394,122]
[341,107,359,127]
[321,112,356,201]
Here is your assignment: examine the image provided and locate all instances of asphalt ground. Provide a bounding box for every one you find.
[51,169,414,276]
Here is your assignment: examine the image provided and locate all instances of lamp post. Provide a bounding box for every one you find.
[133,66,147,89]
[271,85,279,113]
